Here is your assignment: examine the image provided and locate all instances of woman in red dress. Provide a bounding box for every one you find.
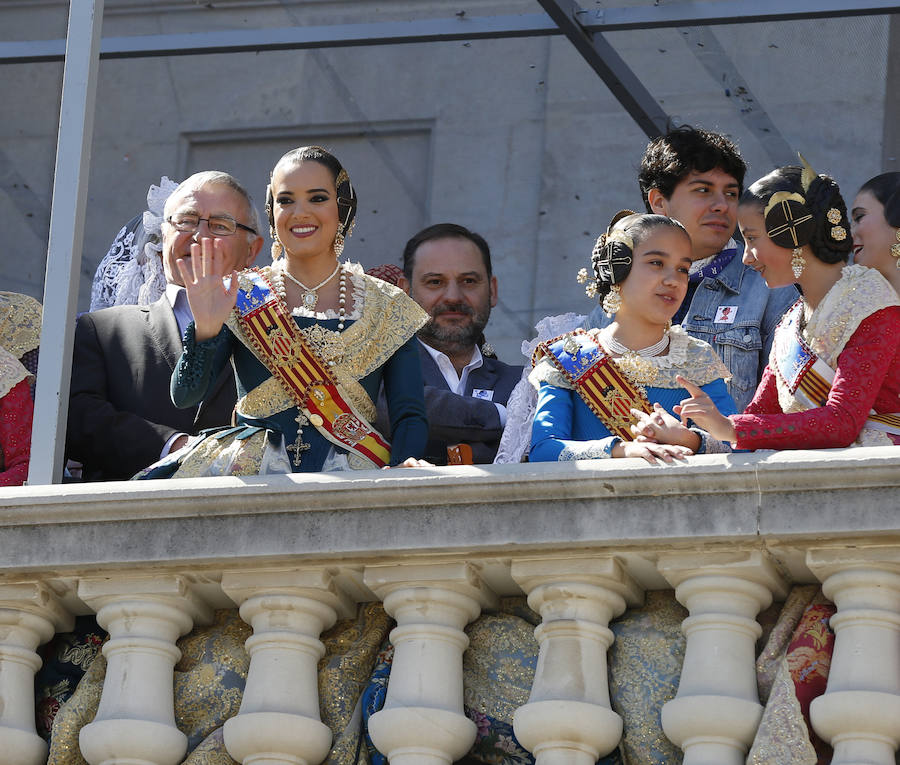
[635,158,900,450]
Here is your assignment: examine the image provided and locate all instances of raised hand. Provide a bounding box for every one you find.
[176,237,239,341]
[630,402,700,450]
[673,375,736,442]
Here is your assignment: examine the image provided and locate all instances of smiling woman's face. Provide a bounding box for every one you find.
[851,190,898,278]
[270,160,340,262]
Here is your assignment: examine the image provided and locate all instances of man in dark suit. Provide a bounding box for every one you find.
[397,223,522,464]
[67,171,264,480]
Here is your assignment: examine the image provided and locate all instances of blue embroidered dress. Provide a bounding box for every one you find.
[141,263,428,476]
[529,326,736,461]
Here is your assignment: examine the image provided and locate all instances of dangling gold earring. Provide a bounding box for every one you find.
[271,239,283,261]
[891,229,900,268]
[791,247,806,279]
[333,232,345,258]
[602,284,622,316]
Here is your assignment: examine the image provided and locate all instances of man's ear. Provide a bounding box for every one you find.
[245,236,264,268]
[397,275,411,295]
[647,188,669,216]
[489,275,498,308]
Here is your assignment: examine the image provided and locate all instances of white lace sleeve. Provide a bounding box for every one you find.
[493,313,585,464]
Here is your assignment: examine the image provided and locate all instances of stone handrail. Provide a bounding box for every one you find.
[1,447,899,765]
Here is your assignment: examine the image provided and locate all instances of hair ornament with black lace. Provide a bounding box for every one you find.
[746,154,852,266]
[577,209,636,300]
[578,210,689,314]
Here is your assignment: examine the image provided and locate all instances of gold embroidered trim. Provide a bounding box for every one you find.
[236,377,293,419]
[0,292,42,358]
[331,263,428,378]
[0,346,30,400]
[528,327,730,391]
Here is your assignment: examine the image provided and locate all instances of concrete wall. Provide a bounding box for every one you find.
[0,0,895,360]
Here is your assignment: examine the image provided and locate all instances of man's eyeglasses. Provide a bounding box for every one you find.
[166,213,257,237]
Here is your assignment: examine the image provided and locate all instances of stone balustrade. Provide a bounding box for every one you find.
[1,446,899,765]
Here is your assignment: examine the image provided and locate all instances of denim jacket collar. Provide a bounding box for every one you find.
[705,242,745,295]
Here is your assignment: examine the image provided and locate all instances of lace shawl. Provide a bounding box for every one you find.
[529,325,731,391]
[0,292,42,358]
[230,263,427,422]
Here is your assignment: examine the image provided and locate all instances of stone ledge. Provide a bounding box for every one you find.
[0,447,897,578]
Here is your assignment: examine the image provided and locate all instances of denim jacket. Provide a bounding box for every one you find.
[585,248,798,412]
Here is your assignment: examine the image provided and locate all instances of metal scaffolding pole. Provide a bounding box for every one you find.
[27,0,104,485]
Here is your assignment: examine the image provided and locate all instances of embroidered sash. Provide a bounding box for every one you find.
[773,302,900,437]
[233,269,391,468]
[534,329,653,441]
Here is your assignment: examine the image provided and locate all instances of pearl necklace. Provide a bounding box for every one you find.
[599,327,670,357]
[281,260,341,311]
[273,262,347,330]
[599,326,669,385]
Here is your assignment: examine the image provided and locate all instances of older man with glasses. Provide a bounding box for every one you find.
[67,171,263,481]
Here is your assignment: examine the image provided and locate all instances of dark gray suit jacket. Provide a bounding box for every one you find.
[416,341,522,464]
[67,296,237,481]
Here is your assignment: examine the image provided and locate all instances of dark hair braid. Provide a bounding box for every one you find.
[587,212,688,302]
[805,175,851,264]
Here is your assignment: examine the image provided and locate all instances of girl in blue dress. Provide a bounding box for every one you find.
[529,211,736,463]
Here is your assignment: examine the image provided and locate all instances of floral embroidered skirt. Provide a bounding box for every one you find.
[42,588,837,765]
[134,425,293,479]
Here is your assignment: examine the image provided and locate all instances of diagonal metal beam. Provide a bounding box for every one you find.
[537,0,670,138]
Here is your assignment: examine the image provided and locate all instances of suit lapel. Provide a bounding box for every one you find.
[417,342,452,390]
[146,296,182,371]
[465,357,500,397]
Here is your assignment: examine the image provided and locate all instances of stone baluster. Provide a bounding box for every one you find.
[510,555,641,765]
[78,576,213,765]
[658,551,787,765]
[364,561,497,765]
[0,582,73,765]
[221,568,355,765]
[807,550,900,765]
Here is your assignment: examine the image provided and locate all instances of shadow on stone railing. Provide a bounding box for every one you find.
[1,447,899,765]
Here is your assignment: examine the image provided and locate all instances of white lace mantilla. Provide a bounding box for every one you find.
[494,313,585,465]
[90,175,177,311]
